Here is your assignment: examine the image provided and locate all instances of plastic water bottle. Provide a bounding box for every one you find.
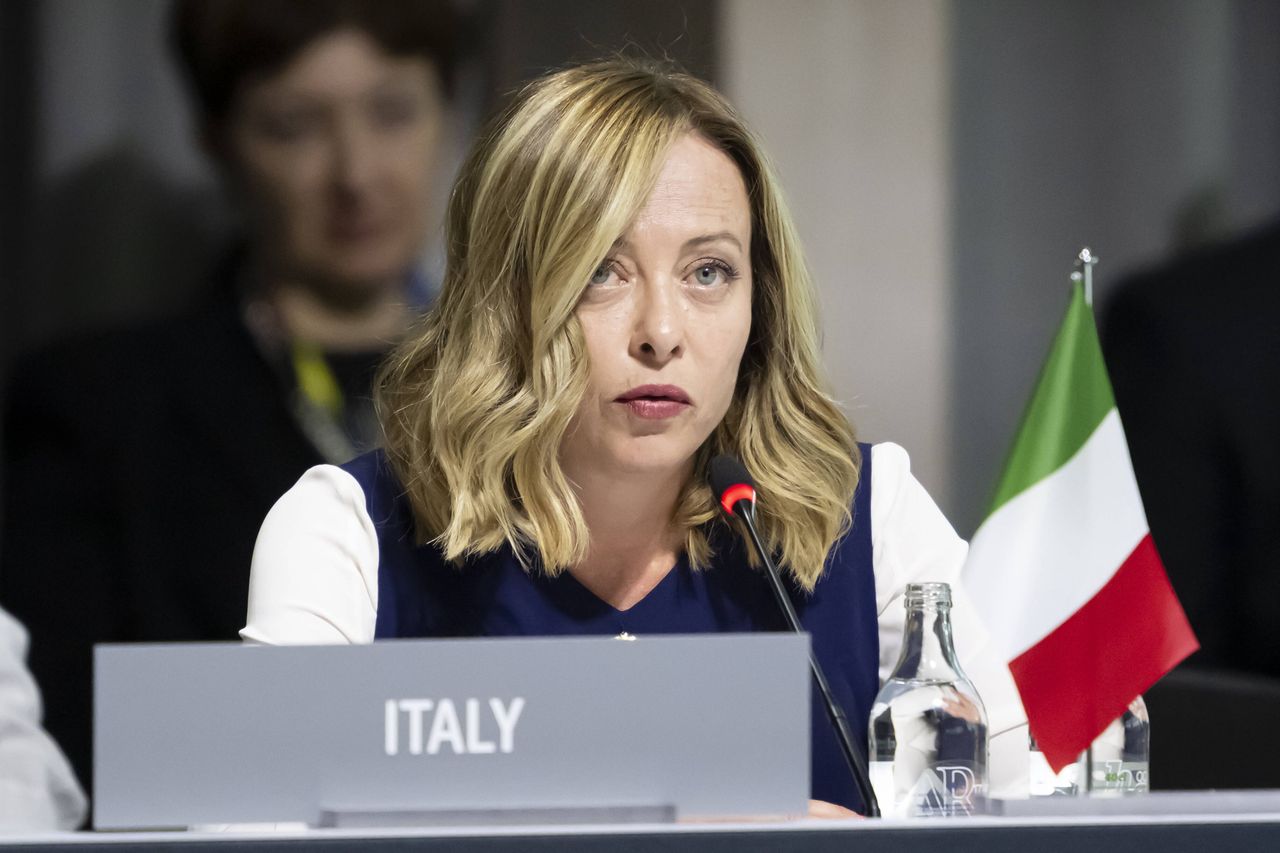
[868,582,989,817]
[1084,696,1150,795]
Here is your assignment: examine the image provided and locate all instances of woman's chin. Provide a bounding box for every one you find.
[605,439,700,479]
[305,242,420,293]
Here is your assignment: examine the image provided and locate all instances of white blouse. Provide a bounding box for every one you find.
[244,442,1028,796]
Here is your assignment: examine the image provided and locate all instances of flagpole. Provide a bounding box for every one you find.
[1072,247,1098,307]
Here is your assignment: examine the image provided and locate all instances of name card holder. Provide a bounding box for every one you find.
[95,634,810,829]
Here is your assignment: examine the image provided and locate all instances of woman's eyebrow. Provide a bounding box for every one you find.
[682,232,743,252]
[608,231,744,255]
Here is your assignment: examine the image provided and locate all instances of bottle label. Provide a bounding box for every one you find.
[1090,760,1149,793]
[913,762,987,816]
[873,760,987,817]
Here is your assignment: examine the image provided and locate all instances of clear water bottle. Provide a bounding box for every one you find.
[868,582,989,817]
[1084,695,1149,795]
[1028,735,1082,797]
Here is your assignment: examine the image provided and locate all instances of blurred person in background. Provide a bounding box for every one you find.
[1103,215,1280,681]
[0,0,458,796]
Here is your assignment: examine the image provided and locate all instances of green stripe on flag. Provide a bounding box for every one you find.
[987,281,1115,516]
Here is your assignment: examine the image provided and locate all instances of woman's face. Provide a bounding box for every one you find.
[562,133,753,483]
[224,29,444,301]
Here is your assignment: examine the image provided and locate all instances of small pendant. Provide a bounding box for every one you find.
[613,631,637,641]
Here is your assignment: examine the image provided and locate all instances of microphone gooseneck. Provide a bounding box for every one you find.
[708,455,881,818]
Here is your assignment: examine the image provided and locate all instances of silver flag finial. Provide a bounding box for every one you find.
[1074,247,1098,306]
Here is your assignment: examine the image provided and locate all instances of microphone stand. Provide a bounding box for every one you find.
[734,499,881,818]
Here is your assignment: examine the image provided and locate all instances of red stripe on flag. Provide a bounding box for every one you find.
[1009,534,1199,772]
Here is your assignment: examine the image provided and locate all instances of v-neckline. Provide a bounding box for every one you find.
[561,555,687,615]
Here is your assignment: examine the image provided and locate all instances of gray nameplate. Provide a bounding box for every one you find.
[94,634,810,828]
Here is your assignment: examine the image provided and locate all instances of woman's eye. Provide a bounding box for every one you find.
[253,110,321,143]
[693,264,724,286]
[370,95,420,129]
[589,264,613,286]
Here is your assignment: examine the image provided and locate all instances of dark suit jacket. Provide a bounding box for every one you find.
[1101,218,1280,679]
[0,284,323,793]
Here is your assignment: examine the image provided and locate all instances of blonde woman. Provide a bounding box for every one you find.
[245,59,1025,813]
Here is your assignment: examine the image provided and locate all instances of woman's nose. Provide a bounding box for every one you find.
[631,280,685,363]
[331,119,377,194]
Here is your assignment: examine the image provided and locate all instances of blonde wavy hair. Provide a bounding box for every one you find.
[377,58,859,591]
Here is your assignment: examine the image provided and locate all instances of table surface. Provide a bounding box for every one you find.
[5,808,1280,853]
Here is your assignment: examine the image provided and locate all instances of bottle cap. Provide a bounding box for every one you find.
[904,581,952,608]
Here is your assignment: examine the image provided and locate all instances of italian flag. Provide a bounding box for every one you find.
[963,280,1199,772]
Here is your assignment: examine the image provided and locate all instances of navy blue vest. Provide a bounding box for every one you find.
[341,447,881,811]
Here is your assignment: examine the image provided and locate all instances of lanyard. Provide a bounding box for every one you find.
[240,265,430,464]
[287,340,360,464]
[291,340,344,418]
[244,296,359,464]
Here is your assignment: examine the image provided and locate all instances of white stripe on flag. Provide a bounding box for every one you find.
[964,410,1149,660]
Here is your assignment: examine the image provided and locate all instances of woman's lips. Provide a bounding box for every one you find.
[615,384,692,420]
[328,217,389,243]
[621,398,690,419]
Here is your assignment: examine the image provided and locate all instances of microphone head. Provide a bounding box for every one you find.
[708,455,756,516]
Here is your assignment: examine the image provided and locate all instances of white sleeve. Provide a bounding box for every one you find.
[870,442,1028,798]
[242,465,380,646]
[0,606,87,831]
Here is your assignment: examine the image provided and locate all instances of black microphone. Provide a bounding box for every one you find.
[708,455,881,818]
